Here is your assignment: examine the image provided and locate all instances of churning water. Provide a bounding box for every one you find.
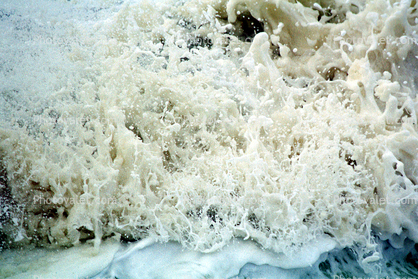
[1,0,418,278]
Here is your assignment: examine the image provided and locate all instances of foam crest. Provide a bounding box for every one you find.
[0,0,418,269]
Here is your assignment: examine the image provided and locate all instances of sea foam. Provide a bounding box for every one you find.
[1,0,418,276]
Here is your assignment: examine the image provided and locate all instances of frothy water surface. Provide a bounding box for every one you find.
[1,0,418,277]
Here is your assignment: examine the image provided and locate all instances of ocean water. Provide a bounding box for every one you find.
[1,0,418,278]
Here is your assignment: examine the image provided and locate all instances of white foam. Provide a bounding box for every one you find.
[94,237,336,278]
[1,0,418,274]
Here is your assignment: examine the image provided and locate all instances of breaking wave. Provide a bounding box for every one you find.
[1,0,418,273]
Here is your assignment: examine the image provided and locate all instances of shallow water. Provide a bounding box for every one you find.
[91,238,418,278]
[1,237,417,278]
[1,0,418,277]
